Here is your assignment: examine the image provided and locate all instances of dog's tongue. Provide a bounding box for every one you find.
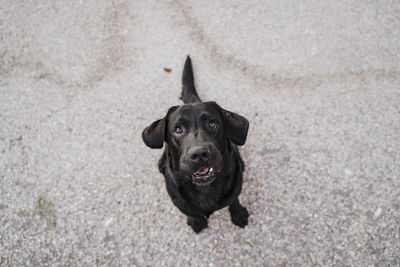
[196,167,209,175]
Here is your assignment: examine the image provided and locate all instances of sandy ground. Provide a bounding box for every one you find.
[1,0,399,265]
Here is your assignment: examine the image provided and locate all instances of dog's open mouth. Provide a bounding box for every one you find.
[191,167,216,186]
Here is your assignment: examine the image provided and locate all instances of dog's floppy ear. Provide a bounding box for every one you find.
[142,106,178,149]
[142,118,165,149]
[220,108,249,146]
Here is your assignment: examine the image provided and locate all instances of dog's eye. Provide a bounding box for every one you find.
[175,126,183,134]
[208,121,217,129]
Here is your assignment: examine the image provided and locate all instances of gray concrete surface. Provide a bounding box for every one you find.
[1,0,399,265]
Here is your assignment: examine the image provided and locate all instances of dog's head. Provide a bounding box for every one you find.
[142,101,248,186]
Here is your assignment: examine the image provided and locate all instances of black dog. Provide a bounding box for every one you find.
[142,56,249,233]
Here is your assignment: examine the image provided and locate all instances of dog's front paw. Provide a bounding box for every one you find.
[187,216,208,233]
[230,205,249,228]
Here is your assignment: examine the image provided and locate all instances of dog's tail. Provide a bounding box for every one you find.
[181,55,201,104]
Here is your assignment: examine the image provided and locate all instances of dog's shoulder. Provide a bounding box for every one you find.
[158,151,167,174]
[232,145,245,171]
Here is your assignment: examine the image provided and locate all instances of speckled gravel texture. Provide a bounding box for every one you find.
[1,0,399,266]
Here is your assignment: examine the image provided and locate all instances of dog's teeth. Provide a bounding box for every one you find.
[209,168,213,172]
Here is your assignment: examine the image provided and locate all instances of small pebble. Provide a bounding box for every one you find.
[344,169,352,176]
[373,207,383,220]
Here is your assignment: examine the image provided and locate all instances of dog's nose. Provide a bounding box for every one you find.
[188,146,210,163]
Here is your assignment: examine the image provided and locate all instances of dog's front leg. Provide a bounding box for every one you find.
[229,198,249,228]
[187,216,208,233]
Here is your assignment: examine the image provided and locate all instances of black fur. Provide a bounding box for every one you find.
[180,56,201,104]
[142,56,249,233]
